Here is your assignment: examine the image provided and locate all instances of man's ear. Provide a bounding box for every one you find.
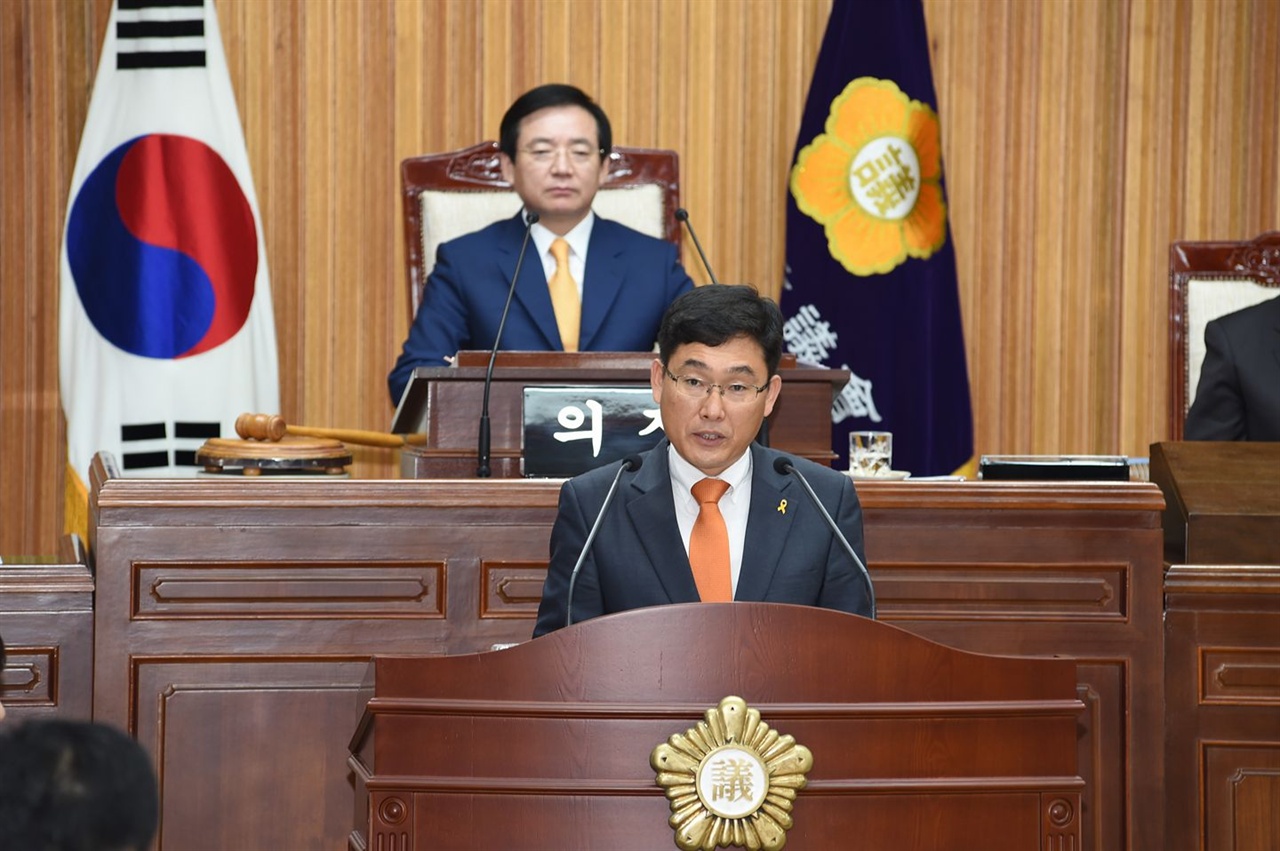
[499,152,515,183]
[762,374,783,418]
[650,358,665,404]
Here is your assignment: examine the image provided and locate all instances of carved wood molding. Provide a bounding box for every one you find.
[1227,231,1280,285]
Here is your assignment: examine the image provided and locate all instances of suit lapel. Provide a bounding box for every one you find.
[735,446,796,602]
[625,442,702,604]
[578,218,625,350]
[1268,297,1280,372]
[499,214,562,349]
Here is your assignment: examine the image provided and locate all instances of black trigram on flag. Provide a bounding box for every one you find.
[117,0,206,70]
[120,420,220,470]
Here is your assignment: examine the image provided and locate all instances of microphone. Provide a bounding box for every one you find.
[566,454,644,628]
[772,456,877,619]
[674,208,720,285]
[477,210,539,477]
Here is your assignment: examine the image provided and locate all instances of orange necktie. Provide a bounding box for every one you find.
[689,478,732,602]
[548,237,580,352]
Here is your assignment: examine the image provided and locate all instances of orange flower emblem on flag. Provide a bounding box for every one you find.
[791,77,947,276]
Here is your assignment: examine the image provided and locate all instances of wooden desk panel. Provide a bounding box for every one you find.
[89,457,1164,851]
[1164,565,1280,851]
[861,481,1166,851]
[0,536,94,721]
[89,458,562,851]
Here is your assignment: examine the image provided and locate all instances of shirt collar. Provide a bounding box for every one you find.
[667,443,753,501]
[530,210,595,259]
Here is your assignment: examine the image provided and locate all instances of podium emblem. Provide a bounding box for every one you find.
[651,695,812,851]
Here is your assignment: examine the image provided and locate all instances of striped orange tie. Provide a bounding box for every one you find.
[689,478,732,602]
[548,237,580,351]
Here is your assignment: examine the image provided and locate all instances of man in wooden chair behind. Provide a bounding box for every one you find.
[388,84,695,404]
[1185,292,1280,441]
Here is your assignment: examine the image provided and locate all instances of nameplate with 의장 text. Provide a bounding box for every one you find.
[522,386,664,477]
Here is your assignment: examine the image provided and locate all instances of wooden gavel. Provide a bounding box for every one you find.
[235,413,424,449]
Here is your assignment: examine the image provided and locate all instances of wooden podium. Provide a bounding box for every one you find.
[1149,441,1280,851]
[393,351,849,478]
[350,603,1083,851]
[1149,440,1280,564]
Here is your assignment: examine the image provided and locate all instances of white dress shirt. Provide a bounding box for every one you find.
[530,212,594,300]
[667,445,753,598]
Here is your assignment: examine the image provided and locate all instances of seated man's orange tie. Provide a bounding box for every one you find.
[548,237,580,352]
[689,478,732,602]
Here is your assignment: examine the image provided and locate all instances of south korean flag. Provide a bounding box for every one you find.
[59,0,279,485]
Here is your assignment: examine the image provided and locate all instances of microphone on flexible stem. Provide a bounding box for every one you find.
[566,454,643,629]
[477,211,539,477]
[674,208,720,285]
[772,456,877,620]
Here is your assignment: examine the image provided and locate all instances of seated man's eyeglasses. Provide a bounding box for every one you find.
[521,144,602,166]
[665,368,768,403]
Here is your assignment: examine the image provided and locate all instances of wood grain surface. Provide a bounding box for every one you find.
[2,0,1278,552]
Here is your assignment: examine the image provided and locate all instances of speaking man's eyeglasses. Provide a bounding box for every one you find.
[665,369,768,404]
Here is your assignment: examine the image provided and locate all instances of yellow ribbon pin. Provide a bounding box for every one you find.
[777,499,788,515]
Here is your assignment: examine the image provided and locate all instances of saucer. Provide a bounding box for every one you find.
[848,469,911,482]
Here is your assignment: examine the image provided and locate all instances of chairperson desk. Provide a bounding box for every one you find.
[395,351,844,478]
[87,454,562,851]
[1151,442,1280,851]
[88,451,1164,851]
[868,479,1166,851]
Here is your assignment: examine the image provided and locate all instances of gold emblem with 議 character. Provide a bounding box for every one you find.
[650,695,813,851]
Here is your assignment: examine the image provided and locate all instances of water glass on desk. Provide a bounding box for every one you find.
[849,431,893,477]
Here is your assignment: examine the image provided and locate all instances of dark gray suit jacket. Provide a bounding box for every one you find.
[1185,294,1280,441]
[533,441,872,637]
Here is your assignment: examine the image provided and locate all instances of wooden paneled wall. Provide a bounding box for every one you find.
[1,0,1277,554]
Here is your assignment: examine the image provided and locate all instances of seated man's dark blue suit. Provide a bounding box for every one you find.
[388,213,694,403]
[533,440,872,637]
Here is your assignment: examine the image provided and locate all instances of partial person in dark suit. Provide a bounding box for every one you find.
[0,633,7,722]
[534,284,872,637]
[0,718,159,851]
[1184,293,1280,441]
[388,83,694,404]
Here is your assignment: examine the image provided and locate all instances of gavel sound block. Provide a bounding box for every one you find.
[195,414,358,476]
[195,436,352,476]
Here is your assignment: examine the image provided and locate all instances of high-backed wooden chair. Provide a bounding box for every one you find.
[400,142,681,318]
[1168,231,1280,439]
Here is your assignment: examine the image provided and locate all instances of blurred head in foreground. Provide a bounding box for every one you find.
[0,718,159,851]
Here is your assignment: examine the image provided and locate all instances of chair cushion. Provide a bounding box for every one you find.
[417,184,668,276]
[1185,277,1277,409]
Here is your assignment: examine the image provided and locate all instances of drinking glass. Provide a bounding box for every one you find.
[849,431,893,477]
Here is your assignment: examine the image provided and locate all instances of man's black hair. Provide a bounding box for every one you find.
[0,719,159,851]
[657,284,785,376]
[499,83,612,161]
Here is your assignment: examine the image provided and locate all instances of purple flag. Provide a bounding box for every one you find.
[783,0,974,477]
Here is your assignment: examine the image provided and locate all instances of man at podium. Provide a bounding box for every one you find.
[388,84,694,403]
[534,285,872,636]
